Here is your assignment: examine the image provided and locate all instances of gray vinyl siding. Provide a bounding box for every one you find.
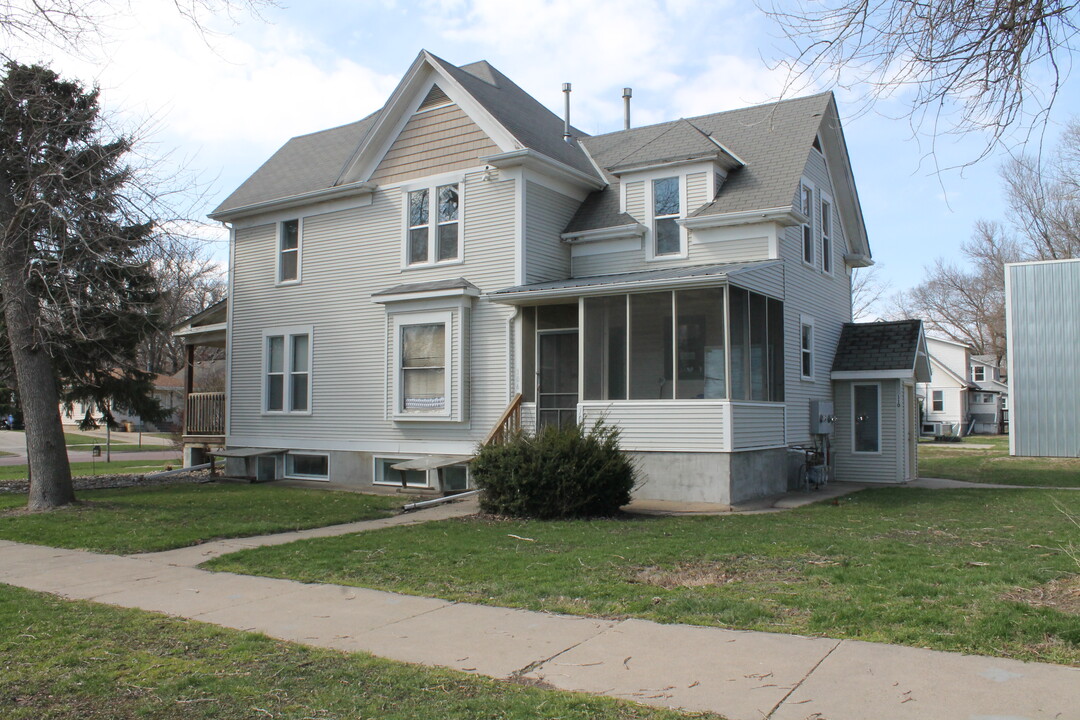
[832,379,901,482]
[690,234,771,264]
[1006,259,1080,457]
[228,170,517,453]
[625,180,646,219]
[580,402,727,452]
[369,103,500,186]
[783,149,853,443]
[572,246,646,277]
[524,181,577,283]
[686,171,708,210]
[731,403,786,449]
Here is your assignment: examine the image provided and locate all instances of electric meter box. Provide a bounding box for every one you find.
[810,400,835,434]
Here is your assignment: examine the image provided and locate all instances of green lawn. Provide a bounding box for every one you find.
[919,435,1080,487]
[0,585,706,720]
[208,488,1080,665]
[0,458,181,483]
[0,484,405,554]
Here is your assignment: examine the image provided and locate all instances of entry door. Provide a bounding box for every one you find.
[537,330,579,431]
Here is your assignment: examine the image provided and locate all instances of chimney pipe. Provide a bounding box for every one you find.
[562,82,572,143]
[623,87,632,130]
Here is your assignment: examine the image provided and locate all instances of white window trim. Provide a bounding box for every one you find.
[852,382,883,455]
[392,310,453,421]
[932,389,944,412]
[284,451,330,481]
[972,366,985,382]
[373,456,431,488]
[276,218,303,286]
[800,316,815,381]
[261,325,314,416]
[820,191,834,276]
[645,174,688,261]
[400,177,465,270]
[800,180,815,268]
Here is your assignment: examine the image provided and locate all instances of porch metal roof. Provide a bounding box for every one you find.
[488,260,780,303]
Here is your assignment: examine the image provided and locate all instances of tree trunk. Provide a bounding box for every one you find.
[1,249,75,511]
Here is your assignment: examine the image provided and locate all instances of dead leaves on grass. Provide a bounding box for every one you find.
[1004,576,1080,616]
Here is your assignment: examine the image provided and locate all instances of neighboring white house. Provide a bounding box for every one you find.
[1006,258,1080,457]
[204,50,927,502]
[60,373,185,431]
[916,337,1008,437]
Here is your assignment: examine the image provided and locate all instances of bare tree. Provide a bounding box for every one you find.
[763,0,1080,162]
[891,220,1020,360]
[139,235,226,375]
[1,0,274,57]
[851,264,892,320]
[1003,122,1080,259]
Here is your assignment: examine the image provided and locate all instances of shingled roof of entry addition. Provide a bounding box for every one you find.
[831,320,924,373]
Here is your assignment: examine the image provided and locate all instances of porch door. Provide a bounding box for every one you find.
[537,330,579,431]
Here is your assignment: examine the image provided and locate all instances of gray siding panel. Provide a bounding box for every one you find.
[572,247,646,277]
[731,404,786,448]
[525,181,578,283]
[228,171,517,453]
[690,235,770,264]
[580,402,727,452]
[783,149,853,443]
[1007,259,1080,457]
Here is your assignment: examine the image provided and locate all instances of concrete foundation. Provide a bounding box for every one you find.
[632,448,789,505]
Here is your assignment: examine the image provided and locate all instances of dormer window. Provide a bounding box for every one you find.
[653,176,681,257]
[406,183,461,266]
[972,365,985,382]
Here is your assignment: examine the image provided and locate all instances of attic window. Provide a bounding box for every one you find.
[812,135,823,153]
[417,85,451,113]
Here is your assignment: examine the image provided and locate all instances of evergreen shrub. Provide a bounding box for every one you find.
[472,420,636,519]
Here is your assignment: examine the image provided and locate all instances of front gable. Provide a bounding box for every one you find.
[368,87,501,186]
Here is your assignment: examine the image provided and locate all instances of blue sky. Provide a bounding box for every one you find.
[13,0,1080,295]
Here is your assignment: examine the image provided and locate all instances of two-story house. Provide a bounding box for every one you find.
[917,337,1007,436]
[205,51,929,503]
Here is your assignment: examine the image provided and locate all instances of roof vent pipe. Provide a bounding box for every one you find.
[623,87,632,130]
[562,82,572,143]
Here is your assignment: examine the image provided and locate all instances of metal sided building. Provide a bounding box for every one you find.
[1005,258,1080,457]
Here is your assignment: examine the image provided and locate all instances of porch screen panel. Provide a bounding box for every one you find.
[749,292,768,400]
[728,287,749,400]
[629,292,673,399]
[521,307,536,402]
[675,288,725,399]
[767,298,785,401]
[584,296,627,400]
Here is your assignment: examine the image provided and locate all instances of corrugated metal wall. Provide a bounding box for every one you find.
[1006,259,1080,457]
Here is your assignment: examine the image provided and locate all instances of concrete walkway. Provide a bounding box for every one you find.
[2,496,1077,719]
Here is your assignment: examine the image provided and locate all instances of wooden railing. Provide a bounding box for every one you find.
[185,392,225,436]
[483,393,523,446]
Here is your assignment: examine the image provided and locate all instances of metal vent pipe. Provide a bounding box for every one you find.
[562,82,572,143]
[623,87,632,130]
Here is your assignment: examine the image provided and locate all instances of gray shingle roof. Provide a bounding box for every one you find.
[372,278,479,297]
[832,320,924,373]
[214,115,378,216]
[570,93,832,232]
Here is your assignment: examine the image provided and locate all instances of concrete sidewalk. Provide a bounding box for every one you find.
[1,522,1076,719]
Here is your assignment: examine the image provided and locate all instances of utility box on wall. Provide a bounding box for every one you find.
[810,400,835,435]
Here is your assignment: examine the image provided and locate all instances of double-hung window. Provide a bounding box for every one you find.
[278,219,300,283]
[932,390,944,412]
[406,183,460,266]
[652,176,681,256]
[264,328,312,413]
[800,318,814,380]
[972,366,985,382]
[801,183,814,265]
[392,311,453,419]
[820,196,832,274]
